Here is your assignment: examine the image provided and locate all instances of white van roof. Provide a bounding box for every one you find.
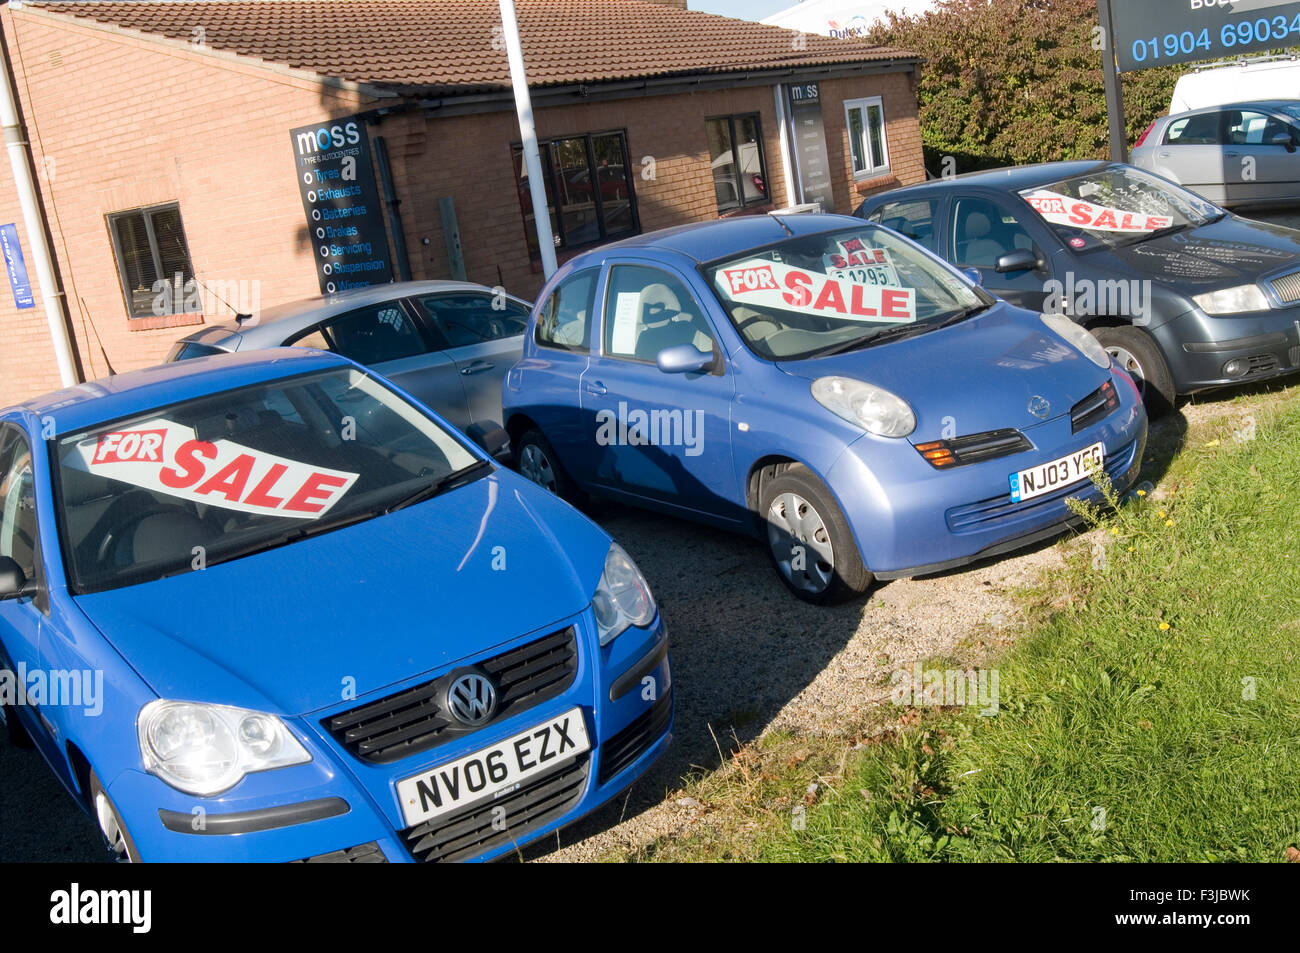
[1171,55,1300,112]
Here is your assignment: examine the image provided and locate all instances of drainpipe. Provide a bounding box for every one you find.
[0,17,78,387]
[499,0,557,278]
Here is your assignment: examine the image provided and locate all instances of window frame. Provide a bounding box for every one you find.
[844,96,891,179]
[106,202,196,319]
[598,262,721,370]
[705,112,773,215]
[413,291,531,349]
[0,424,42,600]
[511,130,640,259]
[534,267,600,354]
[287,299,438,365]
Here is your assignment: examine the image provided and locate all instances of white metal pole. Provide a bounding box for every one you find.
[0,18,78,387]
[499,0,557,278]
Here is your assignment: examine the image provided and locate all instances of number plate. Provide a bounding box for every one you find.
[1009,442,1104,503]
[396,707,590,827]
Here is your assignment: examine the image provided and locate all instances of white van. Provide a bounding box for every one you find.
[1171,55,1300,112]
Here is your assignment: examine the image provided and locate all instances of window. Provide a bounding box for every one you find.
[1225,109,1294,145]
[536,268,598,352]
[108,203,195,318]
[297,303,428,365]
[951,199,1037,269]
[0,429,37,583]
[603,265,717,364]
[866,199,940,252]
[415,294,529,348]
[845,97,890,177]
[1164,112,1219,145]
[706,114,770,214]
[512,132,638,258]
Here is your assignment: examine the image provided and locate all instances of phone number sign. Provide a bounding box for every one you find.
[1113,0,1300,72]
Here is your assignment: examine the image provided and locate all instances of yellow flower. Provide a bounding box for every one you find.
[1158,622,1171,631]
[1127,547,1135,552]
[1165,519,1174,527]
[1136,489,1146,497]
[1158,510,1167,519]
[1110,527,1120,535]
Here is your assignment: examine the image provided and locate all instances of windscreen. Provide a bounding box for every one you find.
[55,367,479,593]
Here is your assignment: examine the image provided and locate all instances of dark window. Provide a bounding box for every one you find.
[603,265,716,364]
[166,341,226,362]
[309,303,427,366]
[415,293,529,348]
[706,114,770,213]
[868,199,940,252]
[1164,113,1219,145]
[107,203,195,318]
[512,132,638,258]
[535,268,598,352]
[0,429,38,582]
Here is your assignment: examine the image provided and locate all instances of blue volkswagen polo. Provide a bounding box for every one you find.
[502,213,1148,603]
[0,349,670,861]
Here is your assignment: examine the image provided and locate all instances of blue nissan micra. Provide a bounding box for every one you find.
[0,349,670,861]
[502,213,1148,603]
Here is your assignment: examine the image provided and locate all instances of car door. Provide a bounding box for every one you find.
[0,425,59,769]
[286,300,472,429]
[949,195,1054,311]
[578,260,738,520]
[410,291,530,427]
[1150,110,1226,202]
[1222,108,1300,206]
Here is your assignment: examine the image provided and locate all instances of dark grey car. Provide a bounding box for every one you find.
[856,161,1300,416]
[168,281,530,444]
[1131,101,1300,210]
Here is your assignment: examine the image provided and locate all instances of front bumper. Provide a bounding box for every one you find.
[106,610,672,862]
[826,368,1147,579]
[1155,305,1300,394]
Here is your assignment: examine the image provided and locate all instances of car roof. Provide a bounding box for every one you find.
[178,279,518,345]
[4,348,351,434]
[1165,99,1300,116]
[592,212,869,264]
[862,160,1113,205]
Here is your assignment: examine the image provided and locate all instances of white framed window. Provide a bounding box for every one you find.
[845,96,890,177]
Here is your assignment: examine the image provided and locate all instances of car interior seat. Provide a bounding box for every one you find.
[632,283,713,362]
[957,210,1008,268]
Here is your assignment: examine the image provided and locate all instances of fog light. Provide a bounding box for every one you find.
[1223,358,1247,379]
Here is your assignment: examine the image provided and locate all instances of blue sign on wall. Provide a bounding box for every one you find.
[0,223,35,310]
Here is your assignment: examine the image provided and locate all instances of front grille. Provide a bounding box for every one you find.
[1070,380,1120,434]
[1246,354,1279,377]
[402,755,590,862]
[598,691,673,784]
[914,429,1032,469]
[1269,270,1300,305]
[946,439,1136,534]
[324,627,578,764]
[292,842,387,863]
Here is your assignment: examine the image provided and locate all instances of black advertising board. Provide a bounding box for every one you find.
[787,83,838,212]
[289,117,393,294]
[1112,0,1300,72]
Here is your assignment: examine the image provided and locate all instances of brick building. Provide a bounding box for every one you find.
[0,0,924,405]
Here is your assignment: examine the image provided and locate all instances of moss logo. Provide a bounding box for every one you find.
[294,120,362,156]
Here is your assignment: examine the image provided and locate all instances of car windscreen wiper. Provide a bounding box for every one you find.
[384,459,493,514]
[1118,221,1191,246]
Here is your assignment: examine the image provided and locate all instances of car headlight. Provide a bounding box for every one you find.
[1040,312,1110,369]
[811,377,915,438]
[592,543,656,646]
[1192,284,1270,315]
[138,700,311,796]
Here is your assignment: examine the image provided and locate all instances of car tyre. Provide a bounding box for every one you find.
[89,770,140,863]
[515,428,586,506]
[760,465,873,604]
[1093,325,1175,419]
[0,648,33,748]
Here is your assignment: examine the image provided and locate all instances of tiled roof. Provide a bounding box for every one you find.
[28,0,916,95]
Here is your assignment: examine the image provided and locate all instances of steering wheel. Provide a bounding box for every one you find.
[735,313,780,336]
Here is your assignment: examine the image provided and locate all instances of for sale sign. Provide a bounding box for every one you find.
[717,258,916,323]
[1023,190,1173,233]
[71,419,359,519]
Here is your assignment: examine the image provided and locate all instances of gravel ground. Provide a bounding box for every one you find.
[2,208,1295,865]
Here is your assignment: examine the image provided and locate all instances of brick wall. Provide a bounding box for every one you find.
[0,6,925,407]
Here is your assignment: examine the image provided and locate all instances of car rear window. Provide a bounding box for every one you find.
[166,341,226,362]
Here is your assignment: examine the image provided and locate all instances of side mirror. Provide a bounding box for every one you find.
[465,422,511,462]
[1269,131,1297,153]
[656,344,713,375]
[995,248,1042,274]
[961,267,983,286]
[0,556,35,601]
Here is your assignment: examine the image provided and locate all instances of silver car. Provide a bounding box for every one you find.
[168,281,530,449]
[1132,100,1300,209]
